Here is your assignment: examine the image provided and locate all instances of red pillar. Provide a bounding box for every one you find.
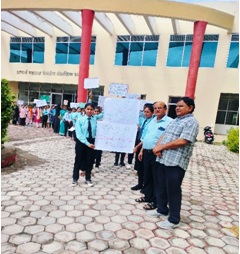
[185,21,207,99]
[77,9,95,103]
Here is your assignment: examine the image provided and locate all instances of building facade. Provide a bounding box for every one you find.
[1,0,239,136]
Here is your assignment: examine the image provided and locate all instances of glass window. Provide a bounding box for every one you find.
[40,83,51,92]
[19,82,29,90]
[114,35,159,67]
[215,93,239,125]
[142,42,158,66]
[51,84,63,93]
[10,43,21,62]
[227,34,239,68]
[55,36,96,65]
[166,34,218,68]
[9,37,45,64]
[18,90,29,104]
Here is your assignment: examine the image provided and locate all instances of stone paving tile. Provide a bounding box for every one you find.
[1,125,239,253]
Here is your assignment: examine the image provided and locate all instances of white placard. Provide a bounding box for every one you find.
[98,96,108,108]
[126,93,141,99]
[70,102,79,109]
[63,100,68,106]
[35,99,47,107]
[103,98,140,125]
[84,78,99,89]
[18,100,24,105]
[95,121,137,153]
[108,83,129,97]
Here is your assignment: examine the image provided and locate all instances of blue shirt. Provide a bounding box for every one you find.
[42,109,50,116]
[142,115,173,149]
[71,112,79,125]
[63,112,72,121]
[156,114,199,170]
[75,114,103,146]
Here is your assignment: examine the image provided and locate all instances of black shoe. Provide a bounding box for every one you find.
[114,163,118,166]
[120,162,125,167]
[131,184,142,191]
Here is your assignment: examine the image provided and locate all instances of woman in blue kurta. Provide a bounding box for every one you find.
[59,105,67,136]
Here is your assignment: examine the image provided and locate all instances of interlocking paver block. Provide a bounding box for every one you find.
[116,229,135,240]
[42,241,64,253]
[86,222,104,232]
[76,230,96,242]
[150,237,170,249]
[2,224,24,235]
[16,242,41,254]
[24,225,44,234]
[55,231,75,242]
[65,240,87,252]
[32,232,53,244]
[88,239,108,251]
[9,234,32,245]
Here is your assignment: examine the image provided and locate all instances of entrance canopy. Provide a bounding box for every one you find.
[1,0,235,37]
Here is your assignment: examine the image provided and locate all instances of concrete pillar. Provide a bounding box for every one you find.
[77,9,95,102]
[185,21,207,99]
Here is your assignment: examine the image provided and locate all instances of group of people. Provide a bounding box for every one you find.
[12,103,56,128]
[70,96,199,230]
[12,96,199,229]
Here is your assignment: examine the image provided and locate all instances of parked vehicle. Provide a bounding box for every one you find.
[204,126,214,144]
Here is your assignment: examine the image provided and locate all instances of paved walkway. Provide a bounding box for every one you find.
[1,125,239,254]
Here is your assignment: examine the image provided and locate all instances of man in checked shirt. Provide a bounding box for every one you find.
[149,97,199,229]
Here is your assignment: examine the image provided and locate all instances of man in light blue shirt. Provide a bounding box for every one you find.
[136,101,172,211]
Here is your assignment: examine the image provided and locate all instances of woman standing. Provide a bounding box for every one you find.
[53,104,61,133]
[72,103,102,187]
[19,105,27,126]
[59,105,67,136]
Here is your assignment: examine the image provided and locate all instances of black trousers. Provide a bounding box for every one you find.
[72,138,95,181]
[115,152,125,164]
[95,150,102,167]
[155,162,185,224]
[142,149,157,202]
[42,115,48,128]
[64,121,73,137]
[134,146,144,187]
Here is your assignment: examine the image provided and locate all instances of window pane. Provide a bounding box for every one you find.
[33,43,44,63]
[199,42,217,67]
[18,90,29,104]
[128,42,143,66]
[226,112,239,125]
[216,111,226,124]
[40,83,51,92]
[29,91,40,102]
[218,94,229,110]
[68,43,80,64]
[10,43,20,62]
[228,94,239,110]
[166,42,184,67]
[21,43,33,63]
[51,84,63,93]
[182,42,192,67]
[227,42,239,68]
[90,42,96,65]
[142,42,158,66]
[55,43,68,64]
[115,42,129,66]
[19,82,29,90]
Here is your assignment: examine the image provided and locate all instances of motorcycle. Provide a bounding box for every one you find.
[204,126,214,144]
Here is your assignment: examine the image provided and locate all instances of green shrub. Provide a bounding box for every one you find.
[1,79,15,145]
[223,127,239,153]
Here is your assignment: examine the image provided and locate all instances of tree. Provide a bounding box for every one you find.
[1,79,15,145]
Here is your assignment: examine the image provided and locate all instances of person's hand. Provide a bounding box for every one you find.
[138,150,143,161]
[133,146,138,153]
[89,91,93,99]
[89,144,95,149]
[153,144,163,157]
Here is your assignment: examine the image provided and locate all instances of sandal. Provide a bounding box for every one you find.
[135,197,149,203]
[143,202,157,210]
